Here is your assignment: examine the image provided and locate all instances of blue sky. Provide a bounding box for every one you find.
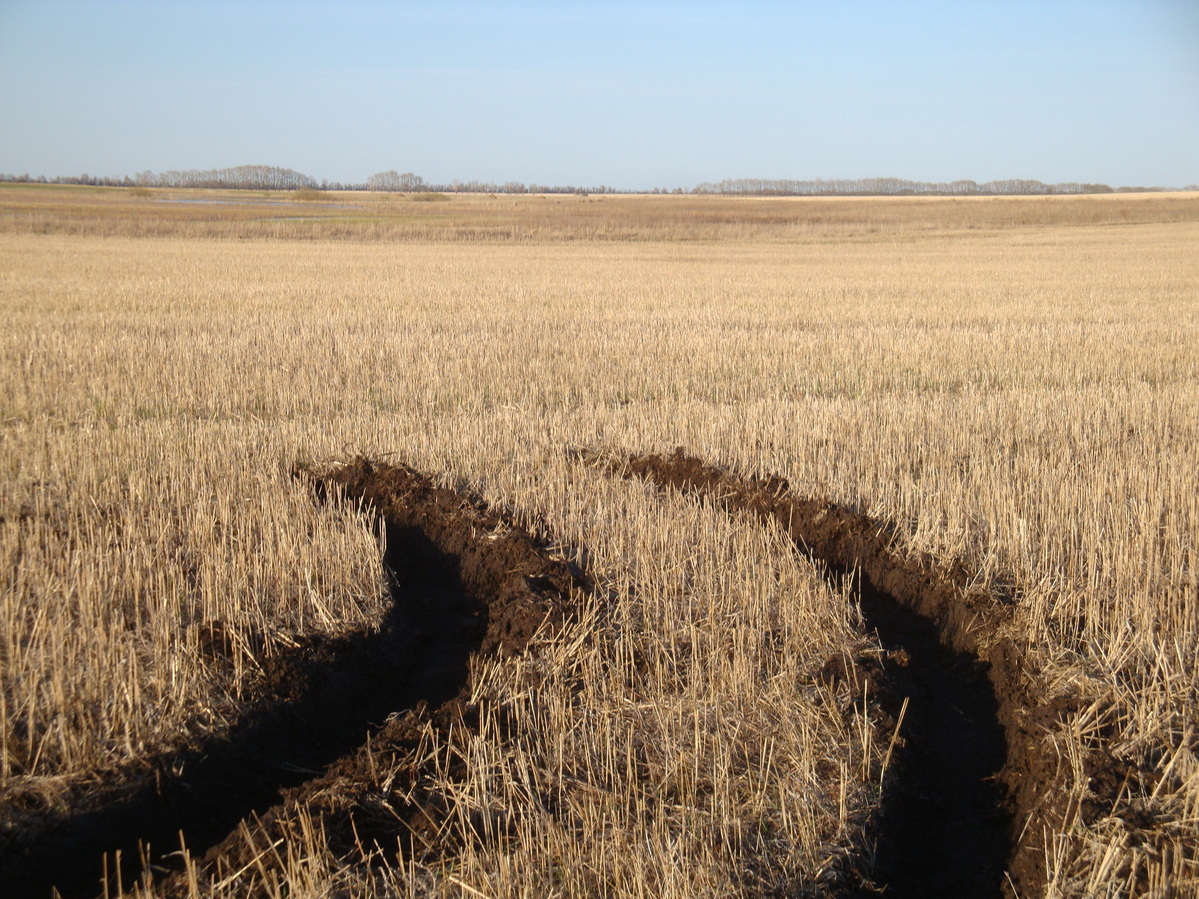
[1,0,1196,188]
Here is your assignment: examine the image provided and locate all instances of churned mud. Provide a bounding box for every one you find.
[0,460,583,899]
[574,447,1073,898]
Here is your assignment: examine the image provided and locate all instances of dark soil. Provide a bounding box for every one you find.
[576,447,1043,898]
[0,459,583,899]
[853,581,1008,896]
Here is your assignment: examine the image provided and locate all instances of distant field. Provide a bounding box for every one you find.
[3,181,1198,241]
[1,187,1197,897]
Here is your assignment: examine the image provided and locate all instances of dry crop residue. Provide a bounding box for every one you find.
[0,459,583,899]
[576,447,1121,899]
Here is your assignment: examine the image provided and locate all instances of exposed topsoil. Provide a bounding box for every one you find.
[576,447,1135,899]
[0,459,584,899]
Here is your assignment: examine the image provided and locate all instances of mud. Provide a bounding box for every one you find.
[575,447,1070,898]
[0,460,582,899]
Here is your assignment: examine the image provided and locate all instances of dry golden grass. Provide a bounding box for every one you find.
[1,188,1198,895]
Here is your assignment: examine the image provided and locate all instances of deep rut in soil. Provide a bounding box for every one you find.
[578,448,1022,898]
[0,460,581,899]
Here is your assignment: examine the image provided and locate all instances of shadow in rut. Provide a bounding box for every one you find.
[585,449,1011,898]
[851,574,1008,898]
[0,518,484,899]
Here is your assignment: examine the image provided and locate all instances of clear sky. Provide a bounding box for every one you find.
[1,0,1197,189]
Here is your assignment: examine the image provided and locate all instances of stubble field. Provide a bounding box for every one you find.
[1,186,1197,897]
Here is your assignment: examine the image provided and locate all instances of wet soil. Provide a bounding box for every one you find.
[577,448,1036,898]
[0,459,582,899]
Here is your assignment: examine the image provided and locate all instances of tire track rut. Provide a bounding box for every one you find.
[577,447,1040,898]
[2,450,1146,897]
[0,460,583,898]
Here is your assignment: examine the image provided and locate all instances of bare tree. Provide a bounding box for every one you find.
[367,171,426,192]
[366,171,401,191]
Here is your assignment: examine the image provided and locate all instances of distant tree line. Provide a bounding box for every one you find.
[384,175,622,196]
[0,172,140,187]
[689,177,1129,196]
[0,167,626,195]
[1,167,1194,196]
[0,165,319,191]
[134,165,319,190]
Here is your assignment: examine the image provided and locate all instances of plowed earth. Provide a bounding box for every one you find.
[0,460,583,899]
[577,447,1128,899]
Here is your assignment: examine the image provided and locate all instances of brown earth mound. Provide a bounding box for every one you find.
[0,459,584,899]
[574,446,1131,899]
